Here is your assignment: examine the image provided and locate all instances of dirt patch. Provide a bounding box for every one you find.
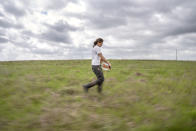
[135,72,143,76]
[51,91,60,98]
[67,79,80,86]
[55,75,66,81]
[40,107,75,129]
[126,121,136,128]
[74,70,80,73]
[140,79,146,83]
[106,77,117,82]
[59,88,78,95]
[154,104,169,111]
[26,74,37,81]
[126,76,133,82]
[42,76,51,82]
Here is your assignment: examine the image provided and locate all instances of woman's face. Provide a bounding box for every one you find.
[97,42,103,47]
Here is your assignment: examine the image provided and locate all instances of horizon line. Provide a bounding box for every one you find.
[0,59,196,62]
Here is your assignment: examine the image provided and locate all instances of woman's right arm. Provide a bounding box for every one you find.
[98,53,111,68]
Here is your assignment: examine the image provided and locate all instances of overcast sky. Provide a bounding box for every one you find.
[0,0,196,61]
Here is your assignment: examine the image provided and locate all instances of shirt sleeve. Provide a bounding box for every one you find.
[95,46,102,54]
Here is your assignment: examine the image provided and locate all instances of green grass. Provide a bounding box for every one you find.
[0,60,195,131]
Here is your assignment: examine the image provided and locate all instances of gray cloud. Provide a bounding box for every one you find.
[83,0,134,29]
[0,12,4,17]
[84,0,196,36]
[39,20,80,43]
[0,19,23,29]
[44,20,78,32]
[40,30,71,43]
[20,20,79,44]
[0,37,8,43]
[0,0,196,61]
[0,29,5,36]
[31,48,57,55]
[44,0,78,10]
[81,0,196,60]
[1,1,26,17]
[166,24,196,37]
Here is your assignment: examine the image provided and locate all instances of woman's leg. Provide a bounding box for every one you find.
[83,65,104,93]
[94,66,104,93]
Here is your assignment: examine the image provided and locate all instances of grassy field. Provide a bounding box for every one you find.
[0,60,195,131]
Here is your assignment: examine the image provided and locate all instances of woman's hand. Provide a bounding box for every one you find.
[99,53,111,70]
[108,62,112,70]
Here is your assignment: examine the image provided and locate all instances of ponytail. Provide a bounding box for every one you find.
[93,41,97,47]
[93,38,104,47]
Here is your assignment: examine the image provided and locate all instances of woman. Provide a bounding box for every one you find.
[83,38,111,93]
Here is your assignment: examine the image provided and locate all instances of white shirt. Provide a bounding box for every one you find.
[92,45,102,65]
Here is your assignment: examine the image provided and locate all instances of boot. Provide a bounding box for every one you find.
[83,85,88,93]
[97,85,103,93]
[83,80,98,90]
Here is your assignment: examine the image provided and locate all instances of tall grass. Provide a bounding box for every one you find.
[0,60,195,130]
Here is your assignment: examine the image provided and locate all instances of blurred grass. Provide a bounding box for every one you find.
[0,60,196,131]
